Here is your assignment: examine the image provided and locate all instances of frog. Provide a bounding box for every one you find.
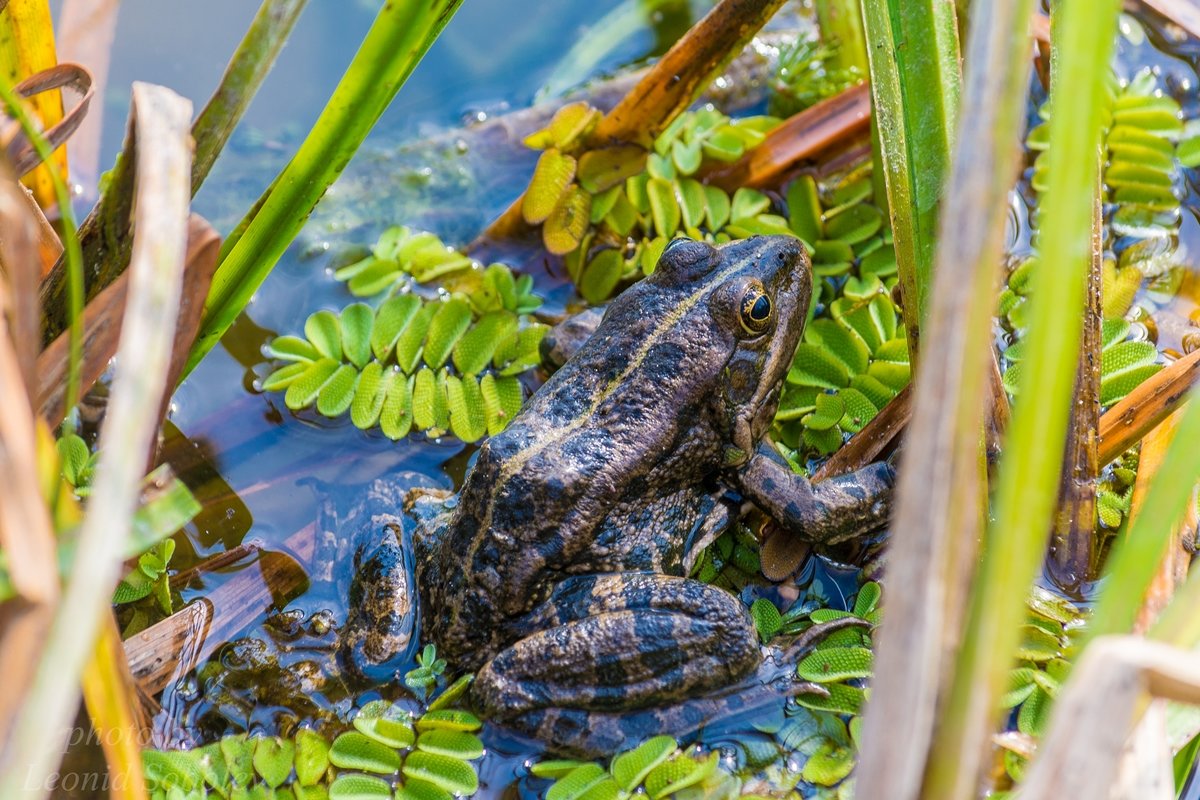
[339,234,894,750]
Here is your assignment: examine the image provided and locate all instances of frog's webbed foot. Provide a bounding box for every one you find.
[472,574,759,747]
[339,480,419,682]
[737,441,894,544]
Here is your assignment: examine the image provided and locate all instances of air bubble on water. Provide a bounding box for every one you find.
[226,507,236,520]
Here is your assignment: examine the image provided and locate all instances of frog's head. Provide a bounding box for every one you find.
[648,235,811,463]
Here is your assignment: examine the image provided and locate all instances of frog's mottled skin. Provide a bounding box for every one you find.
[344,236,893,748]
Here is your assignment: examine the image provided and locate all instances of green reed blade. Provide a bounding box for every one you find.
[184,0,464,380]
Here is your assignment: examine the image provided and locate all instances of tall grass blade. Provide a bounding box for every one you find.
[859,0,961,362]
[921,2,1121,796]
[0,83,192,800]
[185,0,464,379]
[855,0,1037,797]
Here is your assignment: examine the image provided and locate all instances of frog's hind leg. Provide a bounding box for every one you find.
[473,573,759,739]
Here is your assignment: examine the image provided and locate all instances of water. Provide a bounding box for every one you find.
[59,0,1200,795]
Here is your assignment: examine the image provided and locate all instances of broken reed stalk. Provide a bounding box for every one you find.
[1047,175,1103,591]
[1127,411,1195,633]
[476,0,788,246]
[0,82,193,800]
[1014,636,1200,800]
[1098,345,1200,464]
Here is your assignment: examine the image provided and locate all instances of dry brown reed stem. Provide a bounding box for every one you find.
[1,82,193,800]
[35,214,221,427]
[706,82,872,191]
[1047,180,1103,590]
[0,162,45,398]
[475,0,787,246]
[0,265,58,752]
[1098,346,1200,465]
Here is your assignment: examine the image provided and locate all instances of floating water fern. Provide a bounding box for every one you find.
[1002,318,1161,408]
[1010,67,1190,327]
[994,587,1086,783]
[261,244,547,443]
[520,103,789,302]
[143,700,484,800]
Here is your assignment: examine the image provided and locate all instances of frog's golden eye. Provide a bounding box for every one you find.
[739,288,773,334]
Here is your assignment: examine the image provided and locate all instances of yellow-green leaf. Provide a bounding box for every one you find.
[402,751,479,795]
[394,302,439,373]
[543,185,592,255]
[316,364,358,417]
[524,149,577,224]
[305,310,342,360]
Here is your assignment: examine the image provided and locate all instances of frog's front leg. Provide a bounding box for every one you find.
[737,440,894,544]
[473,573,759,733]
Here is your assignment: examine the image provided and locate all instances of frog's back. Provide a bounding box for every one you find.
[419,279,732,662]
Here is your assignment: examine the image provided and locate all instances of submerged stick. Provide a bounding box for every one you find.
[705,82,872,190]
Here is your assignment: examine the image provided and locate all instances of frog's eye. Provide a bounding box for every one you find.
[739,288,773,334]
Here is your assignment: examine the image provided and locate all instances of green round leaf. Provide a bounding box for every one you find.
[317,364,359,417]
[424,298,473,370]
[402,751,479,795]
[294,728,330,787]
[416,730,484,760]
[610,736,675,792]
[329,773,393,800]
[329,731,402,774]
[285,358,341,410]
[254,736,295,789]
[265,335,320,363]
[340,303,376,368]
[305,310,342,361]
